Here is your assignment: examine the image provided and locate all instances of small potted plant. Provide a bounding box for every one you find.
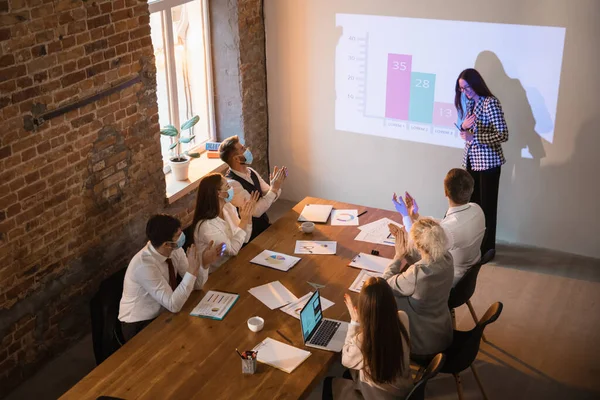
[160,115,201,181]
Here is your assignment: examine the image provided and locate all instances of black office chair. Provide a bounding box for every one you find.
[405,353,445,400]
[90,268,127,365]
[440,302,503,400]
[448,249,494,341]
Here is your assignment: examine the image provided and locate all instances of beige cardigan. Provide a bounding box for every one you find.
[331,311,413,400]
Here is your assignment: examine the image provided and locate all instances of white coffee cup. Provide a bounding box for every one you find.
[247,316,265,332]
[299,222,315,233]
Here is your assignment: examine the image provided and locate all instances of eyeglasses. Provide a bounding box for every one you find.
[459,84,472,92]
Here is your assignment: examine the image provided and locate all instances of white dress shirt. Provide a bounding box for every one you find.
[118,242,208,323]
[402,202,485,286]
[193,202,252,273]
[228,167,281,217]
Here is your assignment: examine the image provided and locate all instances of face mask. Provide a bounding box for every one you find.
[223,187,234,203]
[242,148,253,165]
[171,232,185,249]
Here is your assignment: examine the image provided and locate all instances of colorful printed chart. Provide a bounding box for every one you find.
[331,209,359,226]
[250,250,301,271]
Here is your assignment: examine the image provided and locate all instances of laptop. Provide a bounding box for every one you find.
[298,204,333,223]
[299,291,348,352]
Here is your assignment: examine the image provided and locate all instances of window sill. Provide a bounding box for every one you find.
[165,153,227,204]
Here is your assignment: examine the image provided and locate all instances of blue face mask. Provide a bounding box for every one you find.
[242,148,253,165]
[224,187,234,203]
[173,232,185,249]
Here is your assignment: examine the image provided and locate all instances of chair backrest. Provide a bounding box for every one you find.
[404,353,445,400]
[447,249,494,309]
[441,302,503,373]
[90,268,127,365]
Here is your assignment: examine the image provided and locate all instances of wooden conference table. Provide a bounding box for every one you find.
[62,197,403,400]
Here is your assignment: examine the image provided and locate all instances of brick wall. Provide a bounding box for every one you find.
[0,0,268,396]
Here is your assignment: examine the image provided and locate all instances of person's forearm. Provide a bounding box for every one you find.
[252,191,277,216]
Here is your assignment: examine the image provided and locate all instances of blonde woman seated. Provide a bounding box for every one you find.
[323,277,413,400]
[192,173,259,273]
[384,218,454,357]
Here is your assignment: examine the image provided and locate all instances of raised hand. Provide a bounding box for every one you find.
[404,191,419,219]
[389,224,409,260]
[461,114,476,130]
[344,293,359,322]
[186,244,202,275]
[271,167,286,191]
[200,241,226,268]
[392,192,408,217]
[239,192,259,225]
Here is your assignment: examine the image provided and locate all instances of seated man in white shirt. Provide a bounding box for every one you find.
[218,135,288,241]
[393,168,485,286]
[118,214,224,341]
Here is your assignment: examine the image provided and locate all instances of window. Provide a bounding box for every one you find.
[149,0,215,164]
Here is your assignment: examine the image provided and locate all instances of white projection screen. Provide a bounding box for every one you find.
[335,14,566,158]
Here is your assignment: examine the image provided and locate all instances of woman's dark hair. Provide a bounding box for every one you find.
[454,68,495,118]
[358,277,409,384]
[191,173,225,230]
[146,214,181,248]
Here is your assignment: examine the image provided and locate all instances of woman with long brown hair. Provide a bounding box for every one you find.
[323,277,413,400]
[192,173,259,273]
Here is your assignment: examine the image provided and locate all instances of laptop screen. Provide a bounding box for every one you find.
[299,291,323,342]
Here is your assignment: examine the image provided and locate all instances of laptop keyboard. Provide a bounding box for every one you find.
[310,320,341,347]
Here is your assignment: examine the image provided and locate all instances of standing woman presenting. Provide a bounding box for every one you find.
[455,68,508,257]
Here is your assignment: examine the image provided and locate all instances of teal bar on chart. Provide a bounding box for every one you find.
[408,72,436,124]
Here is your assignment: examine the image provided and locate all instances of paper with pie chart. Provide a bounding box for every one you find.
[280,292,335,320]
[331,209,359,226]
[294,241,337,255]
[250,250,302,272]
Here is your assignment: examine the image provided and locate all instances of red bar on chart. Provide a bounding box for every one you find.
[385,54,412,120]
[432,102,458,127]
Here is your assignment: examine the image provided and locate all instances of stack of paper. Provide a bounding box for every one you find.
[354,218,403,247]
[331,209,359,226]
[349,253,392,274]
[280,292,334,320]
[253,337,311,373]
[248,281,298,310]
[294,241,337,255]
[349,269,384,293]
[250,250,301,272]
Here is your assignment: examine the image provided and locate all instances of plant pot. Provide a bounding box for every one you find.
[170,157,191,181]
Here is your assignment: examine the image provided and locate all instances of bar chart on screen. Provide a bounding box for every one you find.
[335,14,566,152]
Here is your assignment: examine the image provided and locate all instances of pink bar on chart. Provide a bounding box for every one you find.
[433,102,458,127]
[385,54,412,120]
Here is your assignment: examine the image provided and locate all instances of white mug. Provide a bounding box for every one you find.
[247,316,265,332]
[299,222,315,233]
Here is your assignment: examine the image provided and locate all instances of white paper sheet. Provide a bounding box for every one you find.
[294,241,337,255]
[252,337,311,373]
[331,209,359,226]
[190,291,239,320]
[280,292,335,320]
[349,253,393,274]
[298,204,333,223]
[349,270,383,293]
[358,217,395,231]
[354,218,403,246]
[248,281,299,310]
[250,250,302,272]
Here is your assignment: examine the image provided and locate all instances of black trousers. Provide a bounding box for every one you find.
[121,319,153,342]
[468,165,501,253]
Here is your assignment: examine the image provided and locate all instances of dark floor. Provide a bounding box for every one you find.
[5,199,600,400]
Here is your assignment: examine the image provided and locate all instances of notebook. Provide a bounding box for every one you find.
[298,204,333,223]
[190,290,239,320]
[348,253,392,274]
[250,250,301,272]
[252,337,311,373]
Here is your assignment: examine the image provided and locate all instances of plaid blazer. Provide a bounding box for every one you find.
[462,96,509,171]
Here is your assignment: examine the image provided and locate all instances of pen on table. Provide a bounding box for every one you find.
[276,330,293,345]
[357,211,368,218]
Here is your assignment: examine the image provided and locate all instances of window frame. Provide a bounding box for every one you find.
[149,0,216,165]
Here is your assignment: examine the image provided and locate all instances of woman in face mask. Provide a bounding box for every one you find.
[192,173,259,273]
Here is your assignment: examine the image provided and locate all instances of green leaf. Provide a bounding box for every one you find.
[179,135,195,144]
[160,127,178,137]
[180,115,200,131]
[165,124,177,130]
[169,142,178,150]
[186,151,201,158]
